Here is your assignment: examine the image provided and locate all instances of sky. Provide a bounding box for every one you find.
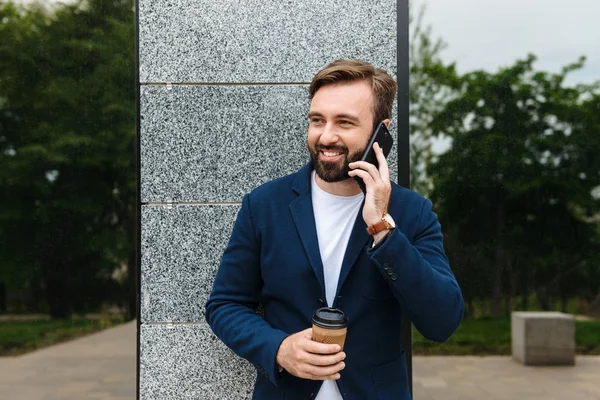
[415,0,600,85]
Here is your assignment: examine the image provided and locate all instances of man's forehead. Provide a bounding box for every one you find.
[309,81,374,114]
[313,80,373,98]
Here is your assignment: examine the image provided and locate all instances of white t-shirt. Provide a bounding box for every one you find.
[311,171,364,400]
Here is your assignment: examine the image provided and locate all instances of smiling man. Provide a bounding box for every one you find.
[205,59,464,400]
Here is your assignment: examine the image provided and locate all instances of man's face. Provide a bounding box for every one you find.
[307,80,375,183]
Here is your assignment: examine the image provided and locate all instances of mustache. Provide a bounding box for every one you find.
[315,144,348,153]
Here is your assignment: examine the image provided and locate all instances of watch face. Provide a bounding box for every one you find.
[383,214,396,228]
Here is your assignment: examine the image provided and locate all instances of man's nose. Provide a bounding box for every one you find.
[319,123,339,144]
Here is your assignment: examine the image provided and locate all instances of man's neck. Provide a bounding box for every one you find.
[315,173,362,197]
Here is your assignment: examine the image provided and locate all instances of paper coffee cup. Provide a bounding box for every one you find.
[311,307,349,350]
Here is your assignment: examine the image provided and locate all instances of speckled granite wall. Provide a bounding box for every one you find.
[139,0,396,83]
[138,0,398,398]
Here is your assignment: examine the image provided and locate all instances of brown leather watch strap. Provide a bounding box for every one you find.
[366,220,389,235]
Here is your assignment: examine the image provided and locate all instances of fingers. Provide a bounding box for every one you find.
[300,361,346,380]
[304,339,342,355]
[348,160,381,184]
[304,349,346,366]
[349,167,389,200]
[373,142,390,182]
[349,143,391,196]
[276,329,347,381]
[348,168,376,188]
[349,142,389,183]
[300,327,314,339]
[284,350,346,380]
[348,143,391,223]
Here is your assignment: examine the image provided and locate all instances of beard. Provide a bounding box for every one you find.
[308,143,365,183]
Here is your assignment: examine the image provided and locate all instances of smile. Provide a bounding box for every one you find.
[319,151,344,162]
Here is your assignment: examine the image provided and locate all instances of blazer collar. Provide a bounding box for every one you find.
[291,161,314,196]
[289,162,326,296]
[289,162,371,301]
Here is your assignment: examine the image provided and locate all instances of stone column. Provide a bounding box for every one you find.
[137,1,400,398]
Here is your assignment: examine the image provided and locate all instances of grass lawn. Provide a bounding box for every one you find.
[0,318,125,356]
[413,317,600,355]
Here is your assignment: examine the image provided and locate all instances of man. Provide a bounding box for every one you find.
[205,59,464,399]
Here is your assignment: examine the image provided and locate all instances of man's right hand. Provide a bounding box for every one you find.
[276,328,346,380]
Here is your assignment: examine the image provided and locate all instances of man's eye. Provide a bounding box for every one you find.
[339,120,352,126]
[310,118,323,124]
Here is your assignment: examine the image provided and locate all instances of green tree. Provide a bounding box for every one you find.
[409,3,459,195]
[0,0,135,318]
[428,55,600,317]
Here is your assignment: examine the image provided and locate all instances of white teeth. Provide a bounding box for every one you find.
[323,151,340,157]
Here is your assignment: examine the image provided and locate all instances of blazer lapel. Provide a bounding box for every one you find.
[289,163,326,296]
[335,208,371,297]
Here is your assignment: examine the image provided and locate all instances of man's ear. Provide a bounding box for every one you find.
[383,119,391,129]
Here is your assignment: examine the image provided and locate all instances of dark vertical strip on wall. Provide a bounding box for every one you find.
[135,0,142,399]
[397,0,412,396]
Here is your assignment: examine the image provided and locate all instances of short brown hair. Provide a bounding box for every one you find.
[309,59,397,126]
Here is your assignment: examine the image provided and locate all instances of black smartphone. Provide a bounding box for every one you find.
[353,122,394,194]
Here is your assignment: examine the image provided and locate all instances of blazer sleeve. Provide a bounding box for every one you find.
[205,193,289,386]
[368,198,464,343]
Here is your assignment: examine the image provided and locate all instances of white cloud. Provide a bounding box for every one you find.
[415,0,600,84]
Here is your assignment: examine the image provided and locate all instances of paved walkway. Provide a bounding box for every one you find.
[413,356,600,400]
[0,321,136,400]
[0,320,598,399]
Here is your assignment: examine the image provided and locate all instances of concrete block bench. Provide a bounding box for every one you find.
[511,311,575,365]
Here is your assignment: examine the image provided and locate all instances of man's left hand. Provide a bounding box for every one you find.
[348,142,391,227]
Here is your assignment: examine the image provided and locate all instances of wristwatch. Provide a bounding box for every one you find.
[366,213,396,235]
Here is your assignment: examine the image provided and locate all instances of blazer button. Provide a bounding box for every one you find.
[387,269,394,276]
[390,273,398,281]
[383,262,390,270]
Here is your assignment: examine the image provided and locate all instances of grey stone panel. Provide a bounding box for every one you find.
[140,85,398,203]
[140,85,308,203]
[139,0,397,83]
[140,323,255,400]
[141,204,240,323]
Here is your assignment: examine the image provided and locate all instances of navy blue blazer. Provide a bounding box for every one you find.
[205,162,464,400]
